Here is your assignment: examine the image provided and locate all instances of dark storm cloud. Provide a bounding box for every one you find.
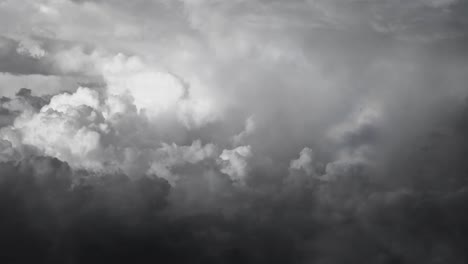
[0,156,303,264]
[0,156,172,263]
[3,109,468,264]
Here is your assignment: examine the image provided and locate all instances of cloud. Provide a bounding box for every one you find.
[0,156,175,263]
[9,87,103,168]
[101,54,185,117]
[0,139,17,162]
[0,82,221,182]
[2,0,468,263]
[289,147,315,176]
[218,145,252,185]
[0,36,55,75]
[232,116,256,146]
[148,140,217,185]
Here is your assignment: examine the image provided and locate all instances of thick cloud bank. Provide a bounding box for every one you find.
[2,0,468,263]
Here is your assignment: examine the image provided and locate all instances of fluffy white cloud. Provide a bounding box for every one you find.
[218,145,252,184]
[43,86,100,112]
[0,85,223,184]
[101,54,185,116]
[12,87,104,169]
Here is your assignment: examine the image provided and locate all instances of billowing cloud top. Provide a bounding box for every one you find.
[1,0,468,263]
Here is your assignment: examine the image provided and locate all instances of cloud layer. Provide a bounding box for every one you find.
[2,0,468,263]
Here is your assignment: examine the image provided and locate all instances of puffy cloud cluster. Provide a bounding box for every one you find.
[15,87,103,168]
[0,85,238,185]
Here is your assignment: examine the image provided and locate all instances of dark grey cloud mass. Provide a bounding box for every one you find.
[1,0,468,263]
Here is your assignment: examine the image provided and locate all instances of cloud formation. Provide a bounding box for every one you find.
[1,0,468,263]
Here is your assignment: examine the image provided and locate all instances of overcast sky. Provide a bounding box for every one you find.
[1,0,468,263]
